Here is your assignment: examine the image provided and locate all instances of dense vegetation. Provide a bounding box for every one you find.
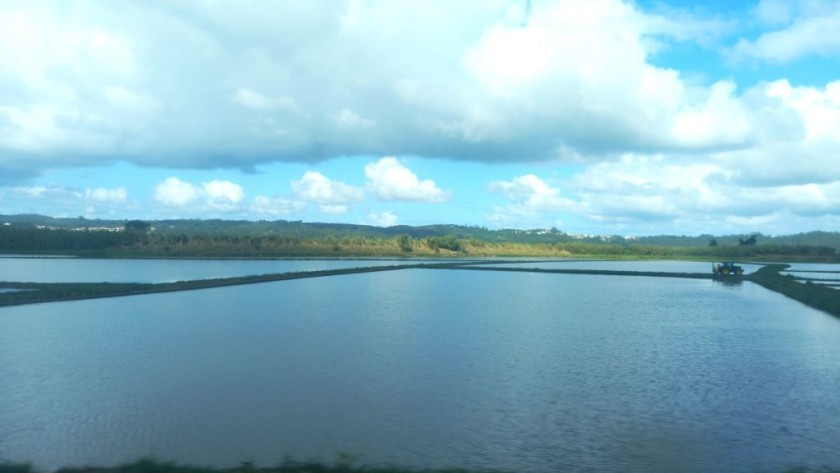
[1,214,838,261]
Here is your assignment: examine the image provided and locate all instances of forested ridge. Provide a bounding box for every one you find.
[1,214,838,260]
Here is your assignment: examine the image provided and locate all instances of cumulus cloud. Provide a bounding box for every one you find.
[291,171,365,215]
[13,184,128,203]
[251,195,306,216]
[153,177,245,212]
[486,174,576,228]
[84,187,128,203]
[734,1,840,62]
[3,1,839,234]
[719,79,840,186]
[0,0,785,178]
[232,88,297,112]
[488,174,574,210]
[203,179,246,211]
[291,171,364,205]
[330,109,376,129]
[367,210,399,227]
[513,154,840,234]
[5,184,130,217]
[753,0,794,26]
[364,157,449,203]
[154,178,201,207]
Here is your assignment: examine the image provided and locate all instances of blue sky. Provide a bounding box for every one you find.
[1,0,839,236]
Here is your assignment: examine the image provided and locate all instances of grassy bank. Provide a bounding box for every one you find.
[748,264,840,317]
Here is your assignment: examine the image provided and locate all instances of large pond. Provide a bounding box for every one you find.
[1,262,840,472]
[0,257,422,283]
[0,258,766,284]
[480,259,764,274]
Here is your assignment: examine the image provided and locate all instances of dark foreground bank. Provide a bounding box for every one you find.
[0,460,486,473]
[2,459,839,473]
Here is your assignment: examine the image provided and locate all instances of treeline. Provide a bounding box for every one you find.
[1,225,837,261]
[1,214,839,260]
[555,242,838,260]
[7,213,839,248]
[0,225,145,253]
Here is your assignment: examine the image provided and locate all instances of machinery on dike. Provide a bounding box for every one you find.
[713,261,744,276]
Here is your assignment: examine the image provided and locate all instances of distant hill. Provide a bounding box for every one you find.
[1,213,839,249]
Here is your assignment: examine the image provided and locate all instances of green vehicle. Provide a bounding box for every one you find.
[713,261,744,276]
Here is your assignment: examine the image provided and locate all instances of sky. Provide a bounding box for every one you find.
[1,0,839,236]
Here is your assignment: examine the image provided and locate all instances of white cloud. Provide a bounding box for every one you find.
[2,1,840,235]
[251,195,306,216]
[484,150,837,233]
[153,177,245,212]
[734,3,840,62]
[762,79,840,141]
[367,210,398,227]
[232,88,297,112]
[719,80,840,187]
[104,86,164,117]
[319,204,348,215]
[14,184,128,203]
[330,108,375,129]
[203,180,245,203]
[84,187,128,203]
[6,184,131,217]
[364,157,449,203]
[754,0,794,25]
[486,174,576,228]
[0,0,772,177]
[154,177,201,207]
[291,171,364,205]
[671,81,749,147]
[488,174,575,211]
[203,179,246,211]
[456,0,751,152]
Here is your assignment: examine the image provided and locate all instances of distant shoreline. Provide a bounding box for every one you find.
[2,215,838,263]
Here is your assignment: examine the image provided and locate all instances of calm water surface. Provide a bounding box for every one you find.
[483,259,763,274]
[0,257,419,283]
[1,264,840,472]
[782,263,840,287]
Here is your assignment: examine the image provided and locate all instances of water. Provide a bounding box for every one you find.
[784,263,840,272]
[781,263,840,288]
[2,263,840,472]
[483,259,763,274]
[0,257,420,283]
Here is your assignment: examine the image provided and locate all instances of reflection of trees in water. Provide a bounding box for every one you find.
[713,278,744,287]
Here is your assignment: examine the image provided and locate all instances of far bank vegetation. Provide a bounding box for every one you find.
[0,216,838,261]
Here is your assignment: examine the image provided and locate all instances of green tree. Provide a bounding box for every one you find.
[397,234,413,252]
[124,220,151,232]
[124,220,151,245]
